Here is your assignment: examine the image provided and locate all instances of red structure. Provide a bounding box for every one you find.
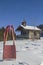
[3,25,16,60]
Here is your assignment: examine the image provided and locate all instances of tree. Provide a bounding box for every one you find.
[37,24,43,31]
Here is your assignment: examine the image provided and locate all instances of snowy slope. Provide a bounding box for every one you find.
[0,38,43,65]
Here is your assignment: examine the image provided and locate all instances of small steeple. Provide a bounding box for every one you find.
[22,20,26,26]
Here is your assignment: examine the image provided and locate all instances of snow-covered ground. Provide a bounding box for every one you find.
[0,37,43,65]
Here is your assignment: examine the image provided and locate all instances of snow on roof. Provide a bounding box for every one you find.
[21,25,41,31]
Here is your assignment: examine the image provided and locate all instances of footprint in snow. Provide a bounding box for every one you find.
[18,62,29,65]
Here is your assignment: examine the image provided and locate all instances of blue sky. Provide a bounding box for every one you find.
[0,0,43,30]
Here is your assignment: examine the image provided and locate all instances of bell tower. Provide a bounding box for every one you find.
[22,20,26,26]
